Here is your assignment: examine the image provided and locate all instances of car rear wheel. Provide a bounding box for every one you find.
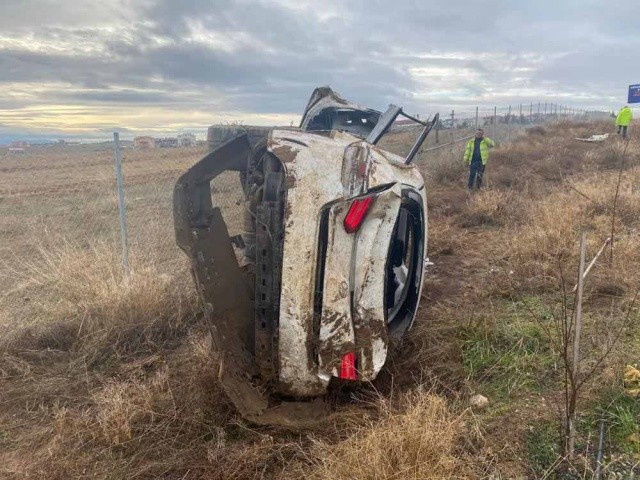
[385,189,425,339]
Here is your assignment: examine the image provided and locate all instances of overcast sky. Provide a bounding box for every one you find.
[0,0,638,139]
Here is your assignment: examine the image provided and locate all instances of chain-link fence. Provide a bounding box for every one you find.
[0,102,611,317]
[0,144,118,282]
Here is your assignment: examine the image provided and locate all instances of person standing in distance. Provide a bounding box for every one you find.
[463,129,496,190]
[615,105,633,140]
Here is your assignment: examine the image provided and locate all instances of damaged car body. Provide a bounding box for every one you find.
[174,87,438,425]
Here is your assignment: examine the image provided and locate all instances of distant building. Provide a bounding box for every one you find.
[8,141,28,154]
[155,137,178,148]
[177,133,196,147]
[134,136,155,149]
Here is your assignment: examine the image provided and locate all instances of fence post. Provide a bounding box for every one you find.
[113,132,131,280]
[529,102,533,123]
[435,117,439,144]
[450,109,455,141]
[475,106,479,129]
[507,105,512,142]
[537,102,541,123]
[519,103,523,124]
[493,106,497,139]
[568,231,587,455]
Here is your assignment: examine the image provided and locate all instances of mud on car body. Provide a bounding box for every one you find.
[174,87,438,425]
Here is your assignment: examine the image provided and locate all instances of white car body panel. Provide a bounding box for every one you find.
[268,129,426,396]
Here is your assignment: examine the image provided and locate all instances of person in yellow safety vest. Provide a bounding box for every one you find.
[463,129,496,189]
[615,106,633,139]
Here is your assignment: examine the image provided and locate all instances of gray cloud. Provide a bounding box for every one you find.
[0,0,636,138]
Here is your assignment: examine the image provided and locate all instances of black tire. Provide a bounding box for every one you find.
[385,189,425,339]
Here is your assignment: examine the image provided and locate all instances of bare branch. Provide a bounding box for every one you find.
[609,141,630,264]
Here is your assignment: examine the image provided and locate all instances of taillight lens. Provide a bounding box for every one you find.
[339,352,357,380]
[344,196,374,233]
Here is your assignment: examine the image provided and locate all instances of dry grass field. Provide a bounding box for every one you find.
[1,121,639,478]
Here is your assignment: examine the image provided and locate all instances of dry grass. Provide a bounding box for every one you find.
[427,217,467,255]
[0,241,223,479]
[457,189,525,228]
[420,120,640,292]
[427,151,467,185]
[414,123,640,475]
[503,164,640,292]
[0,332,236,479]
[2,122,640,478]
[1,241,197,365]
[290,390,474,480]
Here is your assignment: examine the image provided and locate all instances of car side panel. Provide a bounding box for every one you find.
[317,202,356,380]
[353,186,402,380]
[269,131,346,396]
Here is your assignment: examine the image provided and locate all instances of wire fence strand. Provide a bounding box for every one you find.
[0,102,611,313]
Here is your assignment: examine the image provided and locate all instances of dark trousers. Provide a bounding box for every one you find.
[468,162,485,189]
[617,125,628,139]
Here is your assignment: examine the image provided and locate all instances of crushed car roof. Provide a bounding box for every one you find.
[299,87,382,137]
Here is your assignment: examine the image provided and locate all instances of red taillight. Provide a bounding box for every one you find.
[339,352,357,380]
[343,196,374,234]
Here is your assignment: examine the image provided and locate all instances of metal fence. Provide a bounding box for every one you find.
[0,102,611,312]
[419,103,609,148]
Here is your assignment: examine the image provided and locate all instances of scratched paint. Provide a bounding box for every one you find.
[317,203,355,378]
[268,128,426,395]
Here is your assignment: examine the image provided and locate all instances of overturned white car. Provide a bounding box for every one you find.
[174,88,438,425]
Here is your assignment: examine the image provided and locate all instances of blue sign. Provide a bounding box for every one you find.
[629,84,640,104]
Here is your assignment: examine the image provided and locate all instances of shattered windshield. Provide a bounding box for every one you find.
[305,108,380,137]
